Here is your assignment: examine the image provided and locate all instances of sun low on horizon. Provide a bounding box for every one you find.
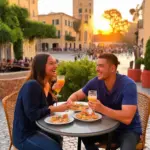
[93,15,112,35]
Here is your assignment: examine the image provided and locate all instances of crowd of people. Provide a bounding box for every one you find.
[0,57,32,72]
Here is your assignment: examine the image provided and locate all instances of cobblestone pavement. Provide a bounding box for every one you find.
[0,54,150,150]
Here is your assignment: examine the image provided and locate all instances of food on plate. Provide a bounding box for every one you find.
[70,103,89,111]
[50,114,69,123]
[75,110,99,121]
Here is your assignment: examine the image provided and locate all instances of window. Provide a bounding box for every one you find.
[52,20,55,25]
[85,15,88,23]
[57,30,60,38]
[32,0,35,4]
[70,22,72,27]
[43,21,46,24]
[84,31,88,42]
[89,3,91,6]
[65,20,67,26]
[69,32,72,35]
[85,9,87,12]
[68,21,70,26]
[79,8,82,14]
[89,9,91,14]
[56,19,59,25]
[65,31,68,35]
[33,10,35,17]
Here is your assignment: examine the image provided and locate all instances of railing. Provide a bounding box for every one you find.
[65,35,76,41]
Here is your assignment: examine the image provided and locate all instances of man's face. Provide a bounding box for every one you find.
[96,58,115,80]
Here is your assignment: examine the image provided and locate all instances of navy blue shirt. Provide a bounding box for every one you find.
[13,80,55,146]
[82,74,142,135]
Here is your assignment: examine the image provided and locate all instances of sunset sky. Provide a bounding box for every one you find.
[38,0,143,21]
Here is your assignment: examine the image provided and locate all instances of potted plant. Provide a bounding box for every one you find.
[141,38,150,88]
[127,46,142,82]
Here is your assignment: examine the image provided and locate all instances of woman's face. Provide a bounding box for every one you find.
[45,56,57,79]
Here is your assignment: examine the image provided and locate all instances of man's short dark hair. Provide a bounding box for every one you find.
[98,53,120,68]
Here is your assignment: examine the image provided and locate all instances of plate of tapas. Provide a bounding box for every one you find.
[73,111,102,122]
[44,114,74,125]
[70,102,89,111]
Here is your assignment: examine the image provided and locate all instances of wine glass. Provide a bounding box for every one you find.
[88,90,97,113]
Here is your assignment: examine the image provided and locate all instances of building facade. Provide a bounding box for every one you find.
[38,13,82,51]
[8,0,38,21]
[73,0,94,48]
[136,0,150,53]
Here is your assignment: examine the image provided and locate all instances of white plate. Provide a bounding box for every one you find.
[70,102,89,112]
[73,112,102,122]
[44,115,74,125]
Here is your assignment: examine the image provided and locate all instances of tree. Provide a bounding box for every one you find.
[129,5,141,22]
[103,9,129,33]
[0,0,56,60]
[144,38,150,70]
[0,21,13,44]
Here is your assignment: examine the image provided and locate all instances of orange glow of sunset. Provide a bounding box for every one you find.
[94,15,112,35]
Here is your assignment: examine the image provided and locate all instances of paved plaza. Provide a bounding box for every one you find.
[0,53,150,150]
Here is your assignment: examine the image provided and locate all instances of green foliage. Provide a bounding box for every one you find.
[0,20,13,43]
[2,6,20,29]
[0,1,56,60]
[144,38,150,70]
[57,58,96,101]
[65,35,76,41]
[135,57,144,65]
[10,5,29,26]
[23,20,56,40]
[13,39,23,60]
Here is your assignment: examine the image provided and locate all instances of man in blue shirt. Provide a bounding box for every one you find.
[67,53,141,150]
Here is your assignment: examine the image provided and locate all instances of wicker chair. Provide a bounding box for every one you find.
[97,92,150,150]
[2,91,18,150]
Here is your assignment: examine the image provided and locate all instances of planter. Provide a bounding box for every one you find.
[127,69,141,82]
[141,70,150,88]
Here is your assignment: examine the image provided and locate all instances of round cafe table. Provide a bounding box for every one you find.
[36,102,120,150]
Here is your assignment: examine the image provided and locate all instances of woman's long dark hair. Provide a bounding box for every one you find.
[26,53,51,89]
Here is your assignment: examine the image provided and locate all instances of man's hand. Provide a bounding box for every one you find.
[67,98,74,105]
[88,100,104,112]
[67,89,86,104]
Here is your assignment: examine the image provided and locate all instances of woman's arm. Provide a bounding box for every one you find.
[22,81,50,121]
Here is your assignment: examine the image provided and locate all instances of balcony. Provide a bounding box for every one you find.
[65,35,76,41]
[138,20,143,29]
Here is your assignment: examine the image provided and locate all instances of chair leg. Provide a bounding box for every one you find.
[9,142,12,150]
[77,137,81,150]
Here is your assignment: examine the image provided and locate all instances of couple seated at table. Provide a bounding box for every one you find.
[13,53,141,150]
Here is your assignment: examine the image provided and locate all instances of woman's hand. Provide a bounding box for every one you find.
[57,103,70,112]
[49,103,71,113]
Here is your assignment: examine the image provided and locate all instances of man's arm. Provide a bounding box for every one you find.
[67,89,86,102]
[90,82,138,125]
[99,105,137,125]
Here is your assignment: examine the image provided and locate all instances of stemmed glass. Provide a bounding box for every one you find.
[54,75,65,105]
[88,90,97,113]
